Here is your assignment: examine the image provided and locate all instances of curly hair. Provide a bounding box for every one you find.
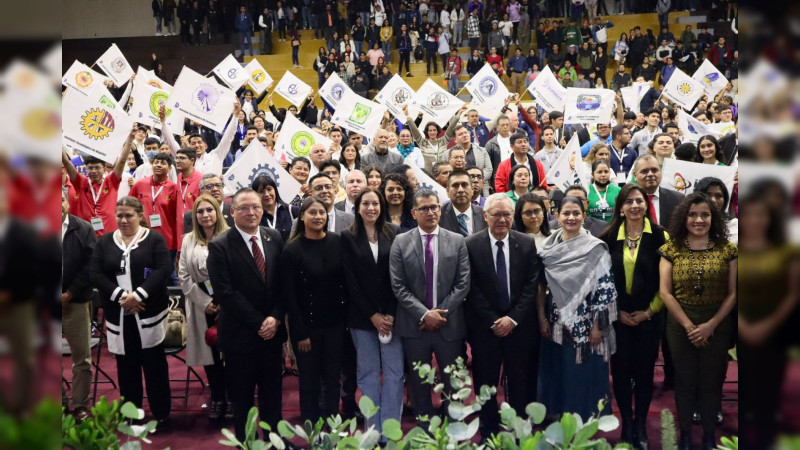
[668,192,729,248]
[379,173,415,222]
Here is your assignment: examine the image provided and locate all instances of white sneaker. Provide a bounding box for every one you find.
[156,32,161,36]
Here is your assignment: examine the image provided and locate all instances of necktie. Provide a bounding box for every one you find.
[424,234,435,309]
[457,213,469,237]
[496,241,510,310]
[250,236,265,278]
[648,194,658,225]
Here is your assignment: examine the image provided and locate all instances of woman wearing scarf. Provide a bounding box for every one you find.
[537,196,618,420]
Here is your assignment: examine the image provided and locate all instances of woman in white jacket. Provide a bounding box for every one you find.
[178,194,231,422]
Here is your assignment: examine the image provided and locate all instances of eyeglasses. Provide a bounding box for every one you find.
[312,184,335,192]
[415,205,440,214]
[488,212,513,220]
[469,174,484,180]
[202,183,224,190]
[235,205,263,213]
[521,210,543,218]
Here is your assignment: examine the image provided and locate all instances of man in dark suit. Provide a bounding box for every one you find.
[207,188,286,441]
[334,170,366,215]
[439,169,487,237]
[549,185,609,237]
[632,154,683,230]
[308,173,354,233]
[389,189,471,424]
[182,174,234,233]
[61,190,97,421]
[465,193,541,440]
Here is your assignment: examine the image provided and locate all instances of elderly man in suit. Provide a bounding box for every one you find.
[465,193,541,440]
[632,154,683,230]
[207,188,286,441]
[182,174,234,233]
[439,169,487,237]
[390,189,471,424]
[549,185,608,237]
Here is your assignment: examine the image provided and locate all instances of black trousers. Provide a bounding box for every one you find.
[180,21,191,44]
[293,324,344,422]
[426,49,438,74]
[203,313,227,403]
[115,315,171,420]
[398,50,411,74]
[611,313,663,426]
[226,342,284,441]
[470,325,540,438]
[340,328,358,418]
[402,331,462,422]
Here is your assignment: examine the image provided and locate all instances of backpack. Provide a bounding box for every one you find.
[414,45,424,60]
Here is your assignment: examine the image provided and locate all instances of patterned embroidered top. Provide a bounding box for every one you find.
[658,241,738,306]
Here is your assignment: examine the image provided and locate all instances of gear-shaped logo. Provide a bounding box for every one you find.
[249,163,280,186]
[80,108,116,140]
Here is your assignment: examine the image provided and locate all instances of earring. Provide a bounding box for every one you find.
[620,212,624,217]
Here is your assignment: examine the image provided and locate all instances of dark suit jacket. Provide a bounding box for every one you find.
[439,203,488,236]
[183,203,234,234]
[341,225,400,330]
[718,133,737,166]
[62,215,97,303]
[658,187,684,231]
[465,230,541,338]
[549,215,608,237]
[0,219,40,305]
[207,226,286,354]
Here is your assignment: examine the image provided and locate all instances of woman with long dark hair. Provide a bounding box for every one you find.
[251,175,297,241]
[338,142,362,181]
[280,197,347,422]
[599,184,667,449]
[380,173,417,232]
[694,135,726,166]
[659,193,737,450]
[363,164,385,189]
[513,193,551,249]
[341,188,402,442]
[695,177,737,244]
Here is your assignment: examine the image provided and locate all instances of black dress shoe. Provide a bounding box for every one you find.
[156,417,172,432]
[73,407,90,423]
[692,411,701,425]
[619,419,634,443]
[208,400,225,422]
[702,434,716,450]
[679,432,692,450]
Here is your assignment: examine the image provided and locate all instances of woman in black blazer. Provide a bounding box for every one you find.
[252,175,299,241]
[90,196,173,424]
[599,184,668,450]
[341,187,402,441]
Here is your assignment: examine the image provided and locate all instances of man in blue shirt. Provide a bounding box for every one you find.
[580,123,613,157]
[506,47,528,95]
[463,109,490,148]
[235,6,254,59]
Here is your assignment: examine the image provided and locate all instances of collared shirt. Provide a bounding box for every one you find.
[452,203,473,235]
[62,215,69,241]
[328,209,337,232]
[616,218,667,312]
[631,126,661,156]
[344,199,356,214]
[649,189,661,224]
[419,226,440,318]
[489,232,511,296]
[473,196,486,207]
[236,225,264,258]
[178,168,203,210]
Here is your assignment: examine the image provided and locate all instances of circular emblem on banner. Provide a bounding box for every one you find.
[146,79,164,89]
[251,69,266,83]
[192,83,222,113]
[287,83,299,95]
[677,81,694,96]
[75,71,93,88]
[149,91,171,116]
[249,164,281,185]
[22,109,60,139]
[427,92,449,110]
[227,68,239,79]
[350,103,372,125]
[576,94,601,111]
[291,132,315,157]
[331,84,345,101]
[80,108,116,140]
[111,57,127,74]
[392,87,410,104]
[478,77,498,97]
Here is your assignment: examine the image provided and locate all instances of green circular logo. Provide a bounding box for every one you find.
[149,91,171,117]
[291,132,315,157]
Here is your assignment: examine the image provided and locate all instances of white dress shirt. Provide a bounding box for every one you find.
[62,215,69,241]
[452,203,473,235]
[328,209,337,232]
[236,225,264,257]
[649,189,661,224]
[489,232,511,300]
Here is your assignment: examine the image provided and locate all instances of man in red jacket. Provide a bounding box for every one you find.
[705,36,730,72]
[494,131,547,193]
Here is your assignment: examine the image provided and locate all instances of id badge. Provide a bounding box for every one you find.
[239,139,245,146]
[615,172,627,184]
[91,217,104,231]
[597,200,609,210]
[149,214,162,228]
[204,279,214,296]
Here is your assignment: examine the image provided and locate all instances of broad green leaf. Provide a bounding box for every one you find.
[359,429,381,449]
[448,402,469,421]
[544,422,565,445]
[597,415,620,432]
[220,428,240,445]
[218,439,239,447]
[433,383,445,394]
[293,423,309,441]
[455,387,472,400]
[500,405,517,424]
[525,403,547,425]
[250,440,269,450]
[561,413,577,443]
[383,419,403,441]
[120,442,142,450]
[278,421,296,438]
[359,396,377,419]
[269,432,286,449]
[428,415,442,433]
[573,419,599,445]
[120,402,144,420]
[512,416,532,439]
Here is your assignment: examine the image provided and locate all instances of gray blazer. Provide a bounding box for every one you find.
[446,144,494,197]
[389,227,471,341]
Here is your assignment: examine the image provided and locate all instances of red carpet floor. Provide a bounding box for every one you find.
[62,346,739,449]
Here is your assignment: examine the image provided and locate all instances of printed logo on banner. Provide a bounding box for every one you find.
[331,83,346,101]
[478,77,498,97]
[251,69,266,83]
[576,94,601,111]
[149,91,171,116]
[677,81,694,96]
[287,83,299,95]
[76,71,93,88]
[80,108,116,140]
[670,172,691,192]
[700,72,719,88]
[428,92,449,110]
[111,58,127,74]
[227,68,240,80]
[190,82,222,113]
[350,103,373,125]
[23,109,60,139]
[290,131,315,157]
[392,87,411,104]
[146,79,165,89]
[98,95,116,109]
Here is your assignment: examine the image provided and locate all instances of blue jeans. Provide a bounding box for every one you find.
[469,37,479,53]
[382,41,392,62]
[354,40,364,56]
[292,46,300,65]
[351,329,404,435]
[448,75,460,95]
[239,31,253,56]
[359,11,370,27]
[155,15,162,34]
[301,7,311,28]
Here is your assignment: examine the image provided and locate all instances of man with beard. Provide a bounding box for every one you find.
[361,128,404,170]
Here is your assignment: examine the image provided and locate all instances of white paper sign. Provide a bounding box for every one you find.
[274,113,333,162]
[526,65,567,112]
[223,141,302,202]
[408,78,465,128]
[563,88,616,125]
[661,67,705,111]
[620,82,649,114]
[692,59,729,98]
[318,72,354,110]
[660,159,736,196]
[374,74,414,122]
[167,66,237,133]
[676,109,721,144]
[95,44,135,86]
[62,60,108,96]
[243,59,274,94]
[409,162,449,201]
[62,90,134,164]
[273,70,313,107]
[545,136,591,191]
[212,54,251,90]
[463,64,510,116]
[331,94,388,138]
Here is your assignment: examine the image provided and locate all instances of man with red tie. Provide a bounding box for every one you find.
[632,154,683,230]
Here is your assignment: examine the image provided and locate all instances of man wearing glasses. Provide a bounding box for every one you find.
[447,124,493,197]
[467,166,487,206]
[182,174,235,233]
[307,173,354,234]
[390,189,470,425]
[580,122,614,158]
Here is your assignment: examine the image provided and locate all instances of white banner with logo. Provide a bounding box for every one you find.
[563,88,616,125]
[463,64,510,116]
[212,54,251,90]
[525,65,567,112]
[167,66,237,133]
[223,140,302,201]
[274,113,333,162]
[409,161,449,201]
[62,60,108,96]
[660,159,736,196]
[408,78,465,128]
[273,70,313,107]
[62,89,134,164]
[243,59,274,94]
[620,82,649,114]
[545,136,591,191]
[691,59,729,98]
[94,43,135,86]
[374,74,414,122]
[318,72,355,110]
[331,94,388,138]
[662,68,705,111]
[676,109,721,144]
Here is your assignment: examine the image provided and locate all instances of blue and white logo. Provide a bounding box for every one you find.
[478,77,498,97]
[331,84,345,101]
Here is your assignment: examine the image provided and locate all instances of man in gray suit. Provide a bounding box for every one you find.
[390,189,471,424]
[307,173,355,233]
[439,169,487,237]
[548,185,609,237]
